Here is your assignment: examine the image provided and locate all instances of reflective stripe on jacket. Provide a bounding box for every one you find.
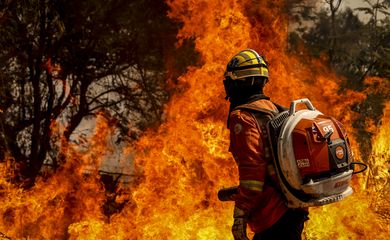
[228,99,288,233]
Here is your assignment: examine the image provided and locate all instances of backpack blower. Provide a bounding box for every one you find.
[218,98,367,208]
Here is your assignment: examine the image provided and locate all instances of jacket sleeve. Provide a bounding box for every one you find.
[229,110,267,215]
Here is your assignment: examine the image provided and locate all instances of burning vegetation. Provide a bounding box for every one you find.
[0,0,389,239]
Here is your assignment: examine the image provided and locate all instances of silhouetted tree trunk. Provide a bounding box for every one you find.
[325,0,342,66]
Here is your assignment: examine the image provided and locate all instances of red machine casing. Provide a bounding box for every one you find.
[292,115,344,179]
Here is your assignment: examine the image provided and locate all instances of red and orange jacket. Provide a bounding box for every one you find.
[229,99,288,233]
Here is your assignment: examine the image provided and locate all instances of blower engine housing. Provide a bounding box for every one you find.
[268,99,354,208]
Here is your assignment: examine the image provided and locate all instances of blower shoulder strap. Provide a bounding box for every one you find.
[232,104,278,118]
[232,101,287,115]
[232,101,288,130]
[232,102,288,201]
[272,102,288,112]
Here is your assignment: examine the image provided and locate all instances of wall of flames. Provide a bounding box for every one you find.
[0,0,388,239]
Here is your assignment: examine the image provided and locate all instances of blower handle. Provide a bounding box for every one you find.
[218,186,238,201]
[289,98,316,116]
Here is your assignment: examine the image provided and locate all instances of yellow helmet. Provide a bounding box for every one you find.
[224,49,269,80]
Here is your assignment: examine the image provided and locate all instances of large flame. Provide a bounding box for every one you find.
[0,0,388,239]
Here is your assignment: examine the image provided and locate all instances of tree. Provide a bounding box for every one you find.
[355,0,390,81]
[325,0,342,65]
[0,0,190,182]
[295,2,389,88]
[288,1,389,159]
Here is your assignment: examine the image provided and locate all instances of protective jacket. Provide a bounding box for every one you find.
[229,98,288,233]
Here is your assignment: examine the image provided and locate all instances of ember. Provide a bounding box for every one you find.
[0,0,388,239]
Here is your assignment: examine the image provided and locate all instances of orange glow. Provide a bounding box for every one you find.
[0,0,388,239]
[43,57,62,75]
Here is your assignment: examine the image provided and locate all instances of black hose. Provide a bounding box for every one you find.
[350,162,368,174]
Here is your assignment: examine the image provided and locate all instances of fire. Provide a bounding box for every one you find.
[0,115,109,238]
[367,101,390,219]
[304,102,390,240]
[0,0,388,239]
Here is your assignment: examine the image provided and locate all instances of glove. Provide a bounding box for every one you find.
[232,207,249,240]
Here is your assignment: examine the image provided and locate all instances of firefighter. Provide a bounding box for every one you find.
[222,49,309,240]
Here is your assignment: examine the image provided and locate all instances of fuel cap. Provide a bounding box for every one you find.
[336,146,345,159]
